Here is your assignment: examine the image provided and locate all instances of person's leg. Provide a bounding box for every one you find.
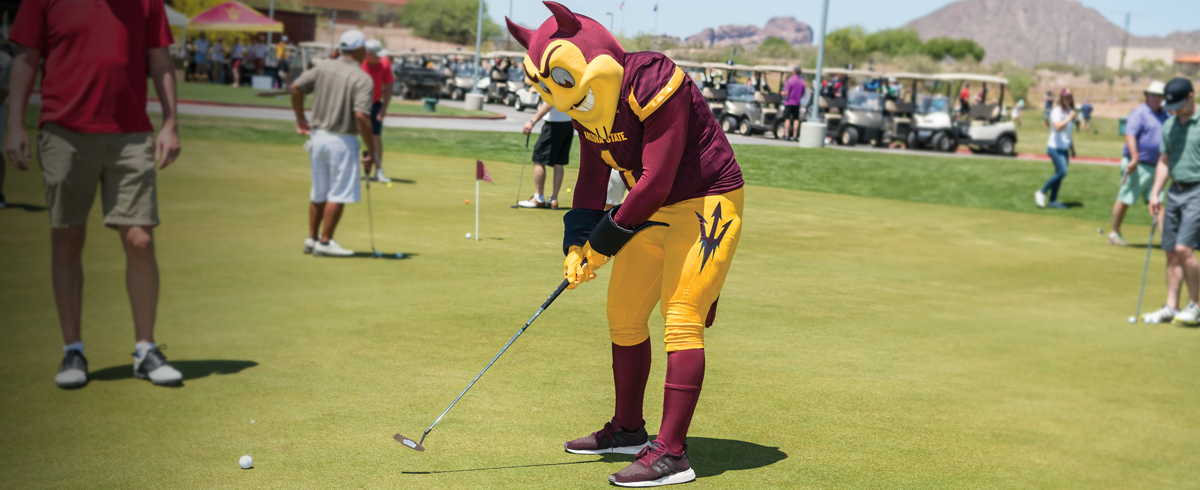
[309,201,325,239]
[1112,158,1137,237]
[118,225,158,343]
[1041,148,1067,200]
[533,163,547,197]
[372,134,383,176]
[1180,245,1200,306]
[1111,201,1129,234]
[51,226,87,344]
[551,165,565,202]
[320,203,344,241]
[605,228,666,432]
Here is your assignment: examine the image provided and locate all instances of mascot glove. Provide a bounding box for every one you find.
[564,244,610,289]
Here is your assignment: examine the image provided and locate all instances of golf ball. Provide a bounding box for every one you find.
[386,182,393,188]
[1129,316,1136,324]
[395,252,404,259]
[374,251,382,258]
[239,455,253,469]
[466,233,472,239]
[465,199,470,204]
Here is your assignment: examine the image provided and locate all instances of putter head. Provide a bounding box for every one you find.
[394,433,426,452]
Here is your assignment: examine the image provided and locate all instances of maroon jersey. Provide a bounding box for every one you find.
[571,52,743,228]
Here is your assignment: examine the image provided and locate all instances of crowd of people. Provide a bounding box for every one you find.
[179,32,296,89]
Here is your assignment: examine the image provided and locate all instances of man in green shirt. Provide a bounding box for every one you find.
[1148,78,1200,324]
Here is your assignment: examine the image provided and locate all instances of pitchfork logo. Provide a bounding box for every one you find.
[695,203,731,273]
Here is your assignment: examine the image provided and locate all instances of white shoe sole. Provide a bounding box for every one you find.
[609,468,696,487]
[564,441,650,455]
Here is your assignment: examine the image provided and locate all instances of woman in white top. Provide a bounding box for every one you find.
[1036,89,1076,209]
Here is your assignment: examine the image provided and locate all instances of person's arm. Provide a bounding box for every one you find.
[289,68,317,135]
[1149,152,1171,217]
[1052,108,1075,132]
[148,47,181,169]
[612,91,689,228]
[1125,133,1140,175]
[4,45,37,171]
[522,102,552,135]
[352,78,376,173]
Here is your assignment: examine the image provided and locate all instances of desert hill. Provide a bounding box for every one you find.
[684,16,813,48]
[904,0,1200,65]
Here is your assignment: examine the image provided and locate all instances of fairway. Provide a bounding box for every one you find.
[2,130,1199,488]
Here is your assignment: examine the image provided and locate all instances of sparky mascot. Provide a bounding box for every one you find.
[508,2,744,487]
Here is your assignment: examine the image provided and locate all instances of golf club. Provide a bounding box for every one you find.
[363,151,378,258]
[1134,218,1158,322]
[395,263,582,452]
[512,132,532,208]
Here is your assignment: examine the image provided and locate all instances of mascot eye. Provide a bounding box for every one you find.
[538,79,551,93]
[551,67,575,88]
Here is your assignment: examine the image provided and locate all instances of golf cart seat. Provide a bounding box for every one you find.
[970,103,1000,122]
[819,96,842,115]
[754,92,781,114]
[703,87,727,111]
[885,100,916,115]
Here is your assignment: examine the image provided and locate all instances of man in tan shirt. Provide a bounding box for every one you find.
[290,29,375,257]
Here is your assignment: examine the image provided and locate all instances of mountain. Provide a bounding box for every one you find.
[684,17,813,48]
[904,0,1200,66]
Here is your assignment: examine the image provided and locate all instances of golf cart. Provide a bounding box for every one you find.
[296,41,334,71]
[753,65,803,139]
[700,62,732,120]
[435,51,476,100]
[390,50,445,100]
[478,52,522,104]
[910,73,1017,155]
[705,63,786,137]
[879,72,938,149]
[818,68,885,146]
[487,51,535,109]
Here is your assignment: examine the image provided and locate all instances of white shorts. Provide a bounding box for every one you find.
[606,168,627,206]
[308,130,361,204]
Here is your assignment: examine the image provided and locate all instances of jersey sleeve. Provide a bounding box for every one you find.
[571,132,612,211]
[9,0,47,52]
[292,65,318,94]
[145,0,174,49]
[625,56,686,122]
[612,85,689,228]
[353,73,373,115]
[383,59,396,85]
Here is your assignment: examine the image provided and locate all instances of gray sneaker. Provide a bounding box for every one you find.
[304,237,316,254]
[1108,232,1128,246]
[313,239,354,257]
[133,347,183,386]
[55,350,89,389]
[1174,302,1200,326]
[1142,305,1178,324]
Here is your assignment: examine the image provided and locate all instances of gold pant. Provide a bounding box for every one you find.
[606,188,743,352]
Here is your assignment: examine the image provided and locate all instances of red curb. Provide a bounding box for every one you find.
[153,97,507,120]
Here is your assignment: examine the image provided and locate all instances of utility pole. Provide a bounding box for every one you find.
[266,0,275,45]
[607,12,614,33]
[507,0,513,50]
[799,0,831,148]
[472,0,484,94]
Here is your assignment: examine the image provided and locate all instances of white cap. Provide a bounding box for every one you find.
[339,30,366,51]
[365,39,384,54]
[1145,80,1165,95]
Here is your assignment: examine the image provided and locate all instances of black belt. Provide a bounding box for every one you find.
[1173,181,1200,188]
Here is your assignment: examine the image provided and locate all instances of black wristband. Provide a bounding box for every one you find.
[562,208,605,256]
[586,205,668,257]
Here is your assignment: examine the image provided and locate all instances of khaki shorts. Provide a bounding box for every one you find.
[38,122,158,229]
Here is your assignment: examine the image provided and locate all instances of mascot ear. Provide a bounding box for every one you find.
[506,17,533,49]
[544,1,581,36]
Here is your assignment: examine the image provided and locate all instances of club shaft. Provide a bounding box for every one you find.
[1135,221,1157,318]
[421,277,572,441]
[366,179,376,253]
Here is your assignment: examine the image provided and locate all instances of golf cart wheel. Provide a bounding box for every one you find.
[721,116,737,133]
[997,136,1016,156]
[452,88,464,100]
[840,127,858,147]
[773,122,787,139]
[505,93,517,107]
[738,118,753,136]
[513,98,524,112]
[933,132,956,153]
[906,131,921,150]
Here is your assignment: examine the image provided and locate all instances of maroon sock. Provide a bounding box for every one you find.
[656,348,705,455]
[612,340,652,432]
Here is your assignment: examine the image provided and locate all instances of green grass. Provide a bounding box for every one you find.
[169,112,1151,227]
[168,80,499,117]
[2,127,1199,487]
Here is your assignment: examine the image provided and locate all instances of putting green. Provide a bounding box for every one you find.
[1,135,1198,488]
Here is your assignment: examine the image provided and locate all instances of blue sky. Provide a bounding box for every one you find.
[493,0,1200,41]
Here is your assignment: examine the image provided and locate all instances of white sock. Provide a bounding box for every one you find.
[63,342,84,356]
[135,342,156,359]
[534,193,545,202]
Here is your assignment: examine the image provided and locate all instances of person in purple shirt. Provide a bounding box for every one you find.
[781,67,806,141]
[1108,81,1168,246]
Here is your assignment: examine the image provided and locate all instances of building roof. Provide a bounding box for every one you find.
[1177,55,1200,64]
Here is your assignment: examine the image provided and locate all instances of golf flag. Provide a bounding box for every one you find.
[653,4,657,12]
[476,160,493,184]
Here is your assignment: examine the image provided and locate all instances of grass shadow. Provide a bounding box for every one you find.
[1062,201,1085,208]
[402,454,625,475]
[683,437,788,478]
[348,252,418,259]
[90,360,258,382]
[4,203,47,212]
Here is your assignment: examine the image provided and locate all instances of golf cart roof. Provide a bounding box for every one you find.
[753,65,796,73]
[820,67,878,78]
[932,73,1008,85]
[484,51,527,59]
[672,60,707,69]
[885,72,939,80]
[702,62,757,72]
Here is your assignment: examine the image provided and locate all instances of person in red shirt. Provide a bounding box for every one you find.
[362,39,394,182]
[5,0,183,389]
[959,81,971,119]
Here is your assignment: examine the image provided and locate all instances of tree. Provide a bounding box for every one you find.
[825,25,867,62]
[400,0,499,46]
[863,28,924,58]
[756,36,795,59]
[922,37,956,61]
[949,39,985,63]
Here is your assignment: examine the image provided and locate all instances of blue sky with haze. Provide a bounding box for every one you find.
[494,0,1200,41]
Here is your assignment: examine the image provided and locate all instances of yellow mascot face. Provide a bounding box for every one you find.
[522,40,624,138]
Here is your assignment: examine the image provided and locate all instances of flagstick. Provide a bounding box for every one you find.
[475,180,480,241]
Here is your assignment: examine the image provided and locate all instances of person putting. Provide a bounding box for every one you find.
[508,3,744,486]
[1145,78,1200,325]
[362,39,393,183]
[290,30,376,258]
[519,101,574,209]
[1108,81,1167,246]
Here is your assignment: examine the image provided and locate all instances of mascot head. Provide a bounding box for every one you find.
[507,2,626,136]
